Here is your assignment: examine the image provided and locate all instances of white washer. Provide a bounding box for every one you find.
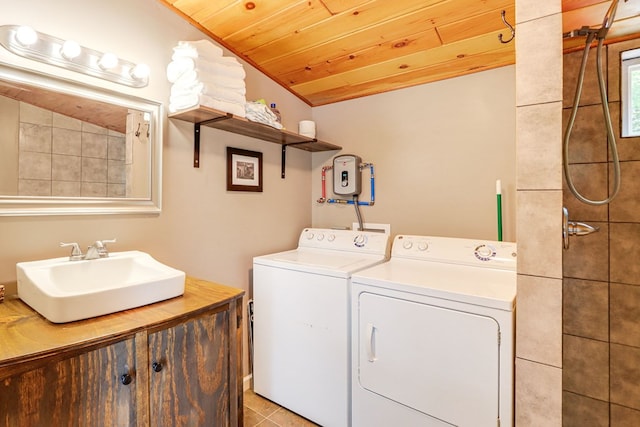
[351,235,517,427]
[253,228,390,427]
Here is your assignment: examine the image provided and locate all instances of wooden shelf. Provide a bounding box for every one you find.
[169,105,341,177]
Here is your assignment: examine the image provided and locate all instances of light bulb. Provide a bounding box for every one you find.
[60,40,81,60]
[98,52,118,70]
[15,26,37,46]
[131,63,150,80]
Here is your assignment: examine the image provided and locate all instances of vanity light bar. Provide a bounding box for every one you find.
[0,25,149,88]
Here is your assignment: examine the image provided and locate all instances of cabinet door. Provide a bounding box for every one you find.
[148,309,230,427]
[0,338,137,427]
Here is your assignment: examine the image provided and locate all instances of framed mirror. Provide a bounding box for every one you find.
[0,62,162,216]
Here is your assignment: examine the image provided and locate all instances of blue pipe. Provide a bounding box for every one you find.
[368,163,375,204]
[326,163,375,205]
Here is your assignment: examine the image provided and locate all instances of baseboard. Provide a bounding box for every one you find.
[243,374,253,391]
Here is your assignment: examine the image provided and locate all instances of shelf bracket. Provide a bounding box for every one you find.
[281,145,286,179]
[194,123,201,168]
[281,140,317,179]
[193,114,234,168]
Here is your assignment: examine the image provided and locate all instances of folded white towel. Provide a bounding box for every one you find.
[206,98,246,117]
[170,74,246,94]
[173,69,246,87]
[210,75,246,91]
[245,101,283,129]
[169,79,201,95]
[167,61,246,87]
[166,57,195,83]
[171,51,242,65]
[193,56,246,79]
[169,93,199,111]
[167,57,246,83]
[173,40,223,60]
[170,85,246,106]
[169,95,246,118]
[170,69,197,86]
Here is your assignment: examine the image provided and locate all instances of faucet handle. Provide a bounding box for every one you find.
[60,242,83,261]
[96,238,116,256]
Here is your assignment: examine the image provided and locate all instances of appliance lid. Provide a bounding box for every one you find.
[352,258,516,311]
[254,247,387,277]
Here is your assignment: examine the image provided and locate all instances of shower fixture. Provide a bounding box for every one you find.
[563,207,600,249]
[563,0,628,206]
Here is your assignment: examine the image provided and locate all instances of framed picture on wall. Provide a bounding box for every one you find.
[226,147,263,192]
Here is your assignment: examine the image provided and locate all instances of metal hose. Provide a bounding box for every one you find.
[353,195,364,231]
[563,7,621,205]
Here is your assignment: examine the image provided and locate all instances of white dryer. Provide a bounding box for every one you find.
[351,235,517,427]
[253,228,390,427]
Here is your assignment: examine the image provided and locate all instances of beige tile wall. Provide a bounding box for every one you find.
[561,36,640,426]
[515,0,563,425]
[511,5,640,426]
[16,102,126,197]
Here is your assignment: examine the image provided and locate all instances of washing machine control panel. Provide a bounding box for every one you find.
[473,244,496,260]
[299,228,389,255]
[392,235,517,270]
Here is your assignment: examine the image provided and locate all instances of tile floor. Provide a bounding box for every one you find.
[244,389,319,427]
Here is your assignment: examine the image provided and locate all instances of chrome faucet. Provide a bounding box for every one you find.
[60,239,116,260]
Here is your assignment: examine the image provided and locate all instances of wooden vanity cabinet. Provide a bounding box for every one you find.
[0,338,138,426]
[0,278,244,427]
[148,307,233,426]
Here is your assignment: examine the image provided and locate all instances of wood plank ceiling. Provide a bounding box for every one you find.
[563,0,640,52]
[158,0,640,107]
[0,79,129,133]
[159,0,517,106]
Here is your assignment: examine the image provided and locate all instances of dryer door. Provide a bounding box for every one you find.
[357,292,500,427]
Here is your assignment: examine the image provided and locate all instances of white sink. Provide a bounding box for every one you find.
[16,251,186,323]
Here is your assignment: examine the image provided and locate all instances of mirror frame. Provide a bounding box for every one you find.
[0,62,163,216]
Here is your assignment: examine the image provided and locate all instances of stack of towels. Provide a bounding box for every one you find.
[167,40,246,117]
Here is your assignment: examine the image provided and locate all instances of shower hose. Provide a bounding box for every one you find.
[563,29,621,205]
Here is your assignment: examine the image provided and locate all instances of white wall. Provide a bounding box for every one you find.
[311,66,516,242]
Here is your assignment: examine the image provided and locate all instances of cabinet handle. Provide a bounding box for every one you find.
[152,362,163,372]
[120,373,133,385]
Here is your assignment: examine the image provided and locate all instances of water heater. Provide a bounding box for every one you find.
[333,154,362,196]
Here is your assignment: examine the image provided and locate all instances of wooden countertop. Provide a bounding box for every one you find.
[0,277,244,368]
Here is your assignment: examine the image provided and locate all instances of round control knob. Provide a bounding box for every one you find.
[305,232,314,240]
[402,241,413,250]
[327,234,336,242]
[317,233,325,241]
[417,242,429,251]
[474,244,495,260]
[477,246,493,257]
[354,234,368,247]
[120,373,132,385]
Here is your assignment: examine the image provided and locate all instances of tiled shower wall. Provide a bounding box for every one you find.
[562,38,640,425]
[18,102,127,197]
